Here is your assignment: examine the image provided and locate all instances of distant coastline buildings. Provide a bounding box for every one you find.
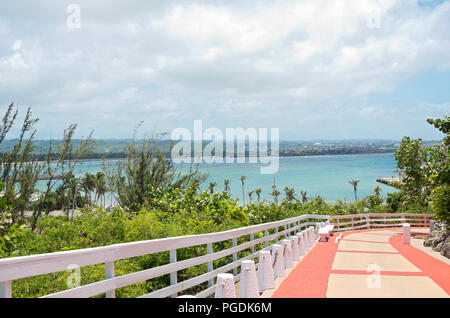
[279,141,404,156]
[0,139,440,160]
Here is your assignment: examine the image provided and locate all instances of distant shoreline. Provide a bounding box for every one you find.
[75,151,396,163]
[79,150,396,160]
[5,151,397,166]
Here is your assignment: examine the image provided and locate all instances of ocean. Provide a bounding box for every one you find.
[60,153,399,204]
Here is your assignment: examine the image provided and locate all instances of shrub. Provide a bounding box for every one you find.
[386,192,406,212]
[430,185,450,225]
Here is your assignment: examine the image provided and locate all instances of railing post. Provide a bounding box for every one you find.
[0,281,12,298]
[315,223,320,239]
[275,227,279,243]
[365,215,370,229]
[169,249,178,297]
[403,223,411,244]
[264,229,269,248]
[105,261,115,298]
[215,273,236,298]
[284,224,288,239]
[232,238,238,276]
[239,260,259,298]
[257,251,275,291]
[308,227,315,249]
[206,244,214,287]
[249,233,255,253]
[272,244,285,278]
[282,239,293,268]
[305,228,310,249]
[297,232,305,256]
[290,236,299,261]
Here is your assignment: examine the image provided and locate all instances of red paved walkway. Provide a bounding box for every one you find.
[272,228,450,298]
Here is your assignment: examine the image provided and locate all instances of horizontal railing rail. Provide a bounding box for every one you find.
[0,213,329,298]
[329,213,433,232]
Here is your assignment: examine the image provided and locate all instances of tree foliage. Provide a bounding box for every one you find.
[395,115,449,223]
[104,137,207,212]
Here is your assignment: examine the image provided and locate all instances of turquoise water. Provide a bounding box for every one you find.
[66,153,398,204]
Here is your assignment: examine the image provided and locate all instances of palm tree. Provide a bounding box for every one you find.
[270,189,280,205]
[255,187,262,203]
[374,185,382,198]
[81,172,95,205]
[300,190,308,204]
[208,181,217,194]
[224,179,231,194]
[348,179,360,202]
[55,183,67,212]
[240,176,246,205]
[248,190,254,204]
[94,172,107,207]
[271,177,280,204]
[284,187,296,202]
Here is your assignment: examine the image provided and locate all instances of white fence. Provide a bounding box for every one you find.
[0,214,329,298]
[329,213,433,232]
[0,212,434,298]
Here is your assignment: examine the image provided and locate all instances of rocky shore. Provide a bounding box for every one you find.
[424,221,450,259]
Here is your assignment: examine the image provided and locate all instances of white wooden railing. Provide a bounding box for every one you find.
[329,213,433,232]
[0,214,329,298]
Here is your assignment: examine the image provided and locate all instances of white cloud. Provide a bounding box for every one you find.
[0,0,449,140]
[201,47,224,61]
[2,52,29,69]
[12,40,22,51]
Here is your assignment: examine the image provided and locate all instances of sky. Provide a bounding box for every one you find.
[0,0,449,141]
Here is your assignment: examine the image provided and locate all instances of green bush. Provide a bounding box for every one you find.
[386,192,406,212]
[430,185,450,225]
